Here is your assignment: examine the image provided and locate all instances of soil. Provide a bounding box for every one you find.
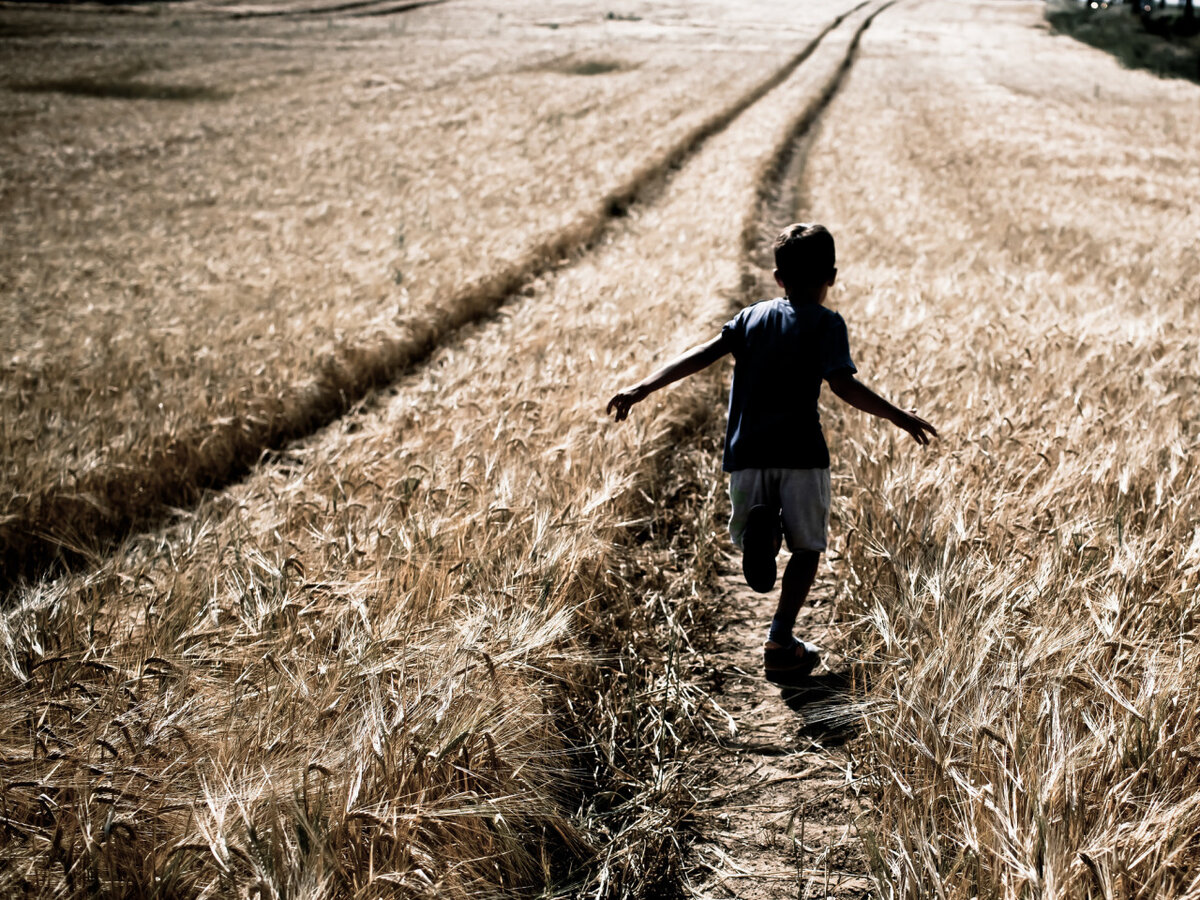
[684,553,873,899]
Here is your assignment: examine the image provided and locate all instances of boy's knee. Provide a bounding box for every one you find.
[783,545,823,560]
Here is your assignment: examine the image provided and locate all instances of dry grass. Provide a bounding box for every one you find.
[794,1,1200,895]
[10,0,1193,895]
[0,2,876,896]
[0,0,837,582]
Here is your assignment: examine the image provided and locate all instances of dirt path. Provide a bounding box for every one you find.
[672,0,1200,893]
[675,4,895,894]
[683,554,871,899]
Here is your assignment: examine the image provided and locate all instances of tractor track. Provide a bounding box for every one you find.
[0,0,445,20]
[2,2,867,595]
[220,0,445,22]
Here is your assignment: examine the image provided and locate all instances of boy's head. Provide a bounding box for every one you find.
[773,223,837,301]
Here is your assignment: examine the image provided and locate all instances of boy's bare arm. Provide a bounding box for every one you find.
[607,333,730,422]
[827,372,937,445]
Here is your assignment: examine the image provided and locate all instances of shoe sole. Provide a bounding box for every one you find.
[741,505,780,593]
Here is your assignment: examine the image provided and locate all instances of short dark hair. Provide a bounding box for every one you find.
[773,223,836,288]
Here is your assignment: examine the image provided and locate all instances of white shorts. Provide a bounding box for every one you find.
[728,468,831,553]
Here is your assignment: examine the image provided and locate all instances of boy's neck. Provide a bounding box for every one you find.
[784,286,826,307]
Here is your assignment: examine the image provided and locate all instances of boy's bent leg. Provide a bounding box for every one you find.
[729,470,783,593]
[742,506,783,593]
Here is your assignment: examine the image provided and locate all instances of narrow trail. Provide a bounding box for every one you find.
[1,1,864,594]
[684,565,871,899]
[0,0,447,19]
[220,0,446,21]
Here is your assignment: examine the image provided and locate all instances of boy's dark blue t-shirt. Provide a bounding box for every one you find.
[720,298,856,472]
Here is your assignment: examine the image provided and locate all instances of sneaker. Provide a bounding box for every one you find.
[741,504,782,593]
[763,639,820,686]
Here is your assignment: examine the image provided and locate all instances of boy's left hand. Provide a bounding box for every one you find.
[895,410,937,446]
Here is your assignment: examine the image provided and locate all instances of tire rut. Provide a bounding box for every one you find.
[0,0,447,19]
[220,0,445,21]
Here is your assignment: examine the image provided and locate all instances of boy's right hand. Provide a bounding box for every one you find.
[606,385,647,422]
[893,410,938,446]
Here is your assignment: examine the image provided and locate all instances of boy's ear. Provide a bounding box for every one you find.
[773,269,785,289]
[828,267,838,286]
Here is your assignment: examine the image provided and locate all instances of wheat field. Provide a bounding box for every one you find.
[0,0,846,583]
[799,1,1200,894]
[2,0,1199,897]
[1,0,869,895]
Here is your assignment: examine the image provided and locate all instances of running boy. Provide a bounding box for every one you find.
[606,224,936,685]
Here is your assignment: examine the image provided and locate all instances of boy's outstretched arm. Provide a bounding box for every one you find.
[607,333,730,422]
[827,372,937,445]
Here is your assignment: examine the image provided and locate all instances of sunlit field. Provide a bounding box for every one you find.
[1,0,872,895]
[2,0,1198,896]
[803,2,1200,894]
[0,0,843,582]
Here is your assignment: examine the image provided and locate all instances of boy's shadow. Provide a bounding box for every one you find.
[778,668,865,748]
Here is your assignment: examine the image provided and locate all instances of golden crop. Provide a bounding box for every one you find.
[0,0,807,582]
[803,2,1200,893]
[0,0,863,895]
[2,0,1197,896]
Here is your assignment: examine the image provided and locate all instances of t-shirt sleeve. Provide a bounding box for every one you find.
[720,308,747,356]
[822,311,857,379]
